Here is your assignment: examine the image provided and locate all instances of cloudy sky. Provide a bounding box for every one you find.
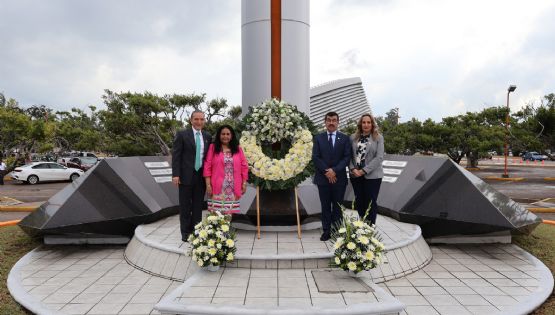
[1,0,554,121]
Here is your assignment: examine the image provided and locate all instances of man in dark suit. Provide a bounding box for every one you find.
[172,110,212,242]
[312,112,352,241]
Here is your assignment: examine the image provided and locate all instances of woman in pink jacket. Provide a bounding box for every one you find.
[203,124,249,213]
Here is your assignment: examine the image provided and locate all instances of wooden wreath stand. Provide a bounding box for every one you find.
[255,186,302,240]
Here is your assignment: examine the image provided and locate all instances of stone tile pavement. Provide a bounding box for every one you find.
[11,246,178,315]
[8,241,552,314]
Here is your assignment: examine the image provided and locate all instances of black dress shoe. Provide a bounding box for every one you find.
[320,232,330,241]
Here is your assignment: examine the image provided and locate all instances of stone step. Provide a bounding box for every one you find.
[124,214,432,282]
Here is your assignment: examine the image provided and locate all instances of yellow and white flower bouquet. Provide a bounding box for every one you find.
[188,211,236,270]
[331,205,386,274]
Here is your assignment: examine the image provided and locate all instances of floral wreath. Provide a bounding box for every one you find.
[241,129,312,181]
[240,99,317,190]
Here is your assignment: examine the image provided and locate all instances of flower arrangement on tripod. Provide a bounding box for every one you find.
[188,211,236,270]
[331,204,386,275]
[240,98,317,190]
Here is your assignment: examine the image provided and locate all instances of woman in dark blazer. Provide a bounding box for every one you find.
[349,113,384,225]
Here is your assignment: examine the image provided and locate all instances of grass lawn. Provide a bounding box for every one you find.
[0,223,554,314]
[0,225,39,315]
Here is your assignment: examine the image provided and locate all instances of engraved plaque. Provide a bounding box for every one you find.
[144,161,170,168]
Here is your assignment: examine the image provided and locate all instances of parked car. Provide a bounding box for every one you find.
[77,152,98,159]
[10,162,84,185]
[31,153,57,162]
[522,151,548,161]
[57,156,71,165]
[65,156,98,171]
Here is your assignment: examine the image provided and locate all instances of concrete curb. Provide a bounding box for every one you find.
[528,208,555,213]
[504,244,555,315]
[0,220,21,227]
[0,200,42,212]
[484,176,525,181]
[0,205,38,212]
[473,160,555,168]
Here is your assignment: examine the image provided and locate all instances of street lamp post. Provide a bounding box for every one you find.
[503,85,517,178]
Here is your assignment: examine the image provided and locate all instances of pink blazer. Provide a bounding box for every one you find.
[203,144,249,199]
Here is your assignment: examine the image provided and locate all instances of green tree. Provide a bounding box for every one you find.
[99,90,175,156]
[384,108,400,126]
[25,104,54,121]
[512,94,555,154]
[379,106,506,165]
[98,90,231,156]
[55,106,103,152]
[438,109,505,166]
[0,105,31,156]
[227,105,243,121]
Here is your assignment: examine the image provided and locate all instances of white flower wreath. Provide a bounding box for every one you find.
[241,129,313,181]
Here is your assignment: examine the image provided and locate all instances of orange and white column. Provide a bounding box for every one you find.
[241,0,310,114]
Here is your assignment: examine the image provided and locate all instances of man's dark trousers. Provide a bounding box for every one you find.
[318,183,347,233]
[179,168,205,239]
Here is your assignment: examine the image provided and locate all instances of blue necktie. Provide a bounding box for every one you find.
[328,133,333,149]
[194,131,202,171]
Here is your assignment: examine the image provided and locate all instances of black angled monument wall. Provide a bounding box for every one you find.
[19,155,541,239]
[344,155,541,238]
[18,157,178,238]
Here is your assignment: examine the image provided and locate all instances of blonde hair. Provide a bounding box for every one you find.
[354,113,380,141]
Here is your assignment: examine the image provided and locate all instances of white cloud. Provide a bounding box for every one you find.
[1,0,554,122]
[311,0,555,120]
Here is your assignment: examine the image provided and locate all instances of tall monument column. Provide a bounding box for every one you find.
[241,0,310,114]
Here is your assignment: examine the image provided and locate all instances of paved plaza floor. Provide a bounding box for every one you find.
[8,214,553,315]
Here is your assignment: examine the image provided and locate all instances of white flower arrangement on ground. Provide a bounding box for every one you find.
[241,129,312,181]
[331,204,386,274]
[188,211,236,267]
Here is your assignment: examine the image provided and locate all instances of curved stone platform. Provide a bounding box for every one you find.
[8,241,554,315]
[124,213,433,282]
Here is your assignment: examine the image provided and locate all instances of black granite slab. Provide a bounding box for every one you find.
[19,157,178,238]
[366,155,541,237]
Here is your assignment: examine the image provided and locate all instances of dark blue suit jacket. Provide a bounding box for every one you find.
[312,131,352,186]
[172,128,212,185]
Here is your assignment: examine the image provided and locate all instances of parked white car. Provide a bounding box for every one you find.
[11,162,84,185]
